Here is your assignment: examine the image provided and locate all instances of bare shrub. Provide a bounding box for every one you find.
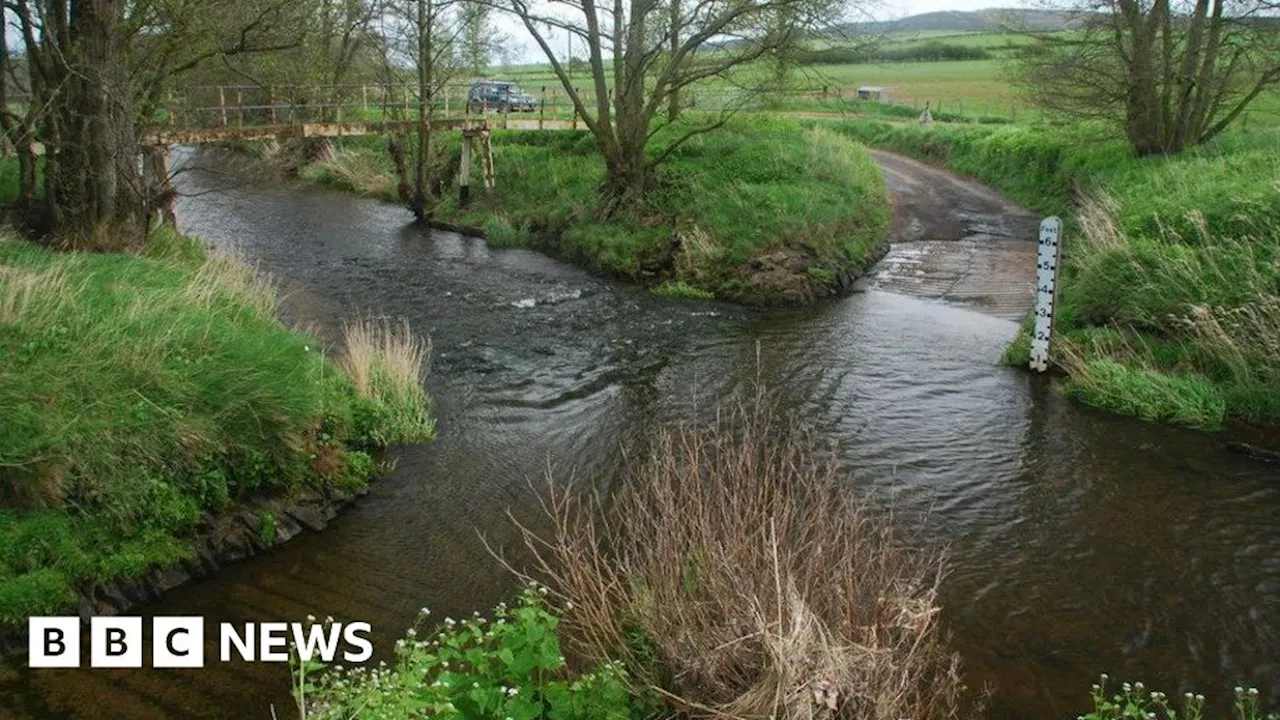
[499,402,969,720]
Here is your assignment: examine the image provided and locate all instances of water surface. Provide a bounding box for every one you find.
[5,150,1277,719]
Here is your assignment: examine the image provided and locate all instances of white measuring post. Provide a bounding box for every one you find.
[1029,216,1063,372]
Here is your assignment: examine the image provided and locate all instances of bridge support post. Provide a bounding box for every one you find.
[459,133,472,207]
[143,145,177,228]
[479,130,494,190]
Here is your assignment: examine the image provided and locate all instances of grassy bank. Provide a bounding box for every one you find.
[829,119,1280,428]
[295,116,891,305]
[0,228,434,625]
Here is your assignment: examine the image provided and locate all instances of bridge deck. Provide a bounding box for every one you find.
[146,117,580,145]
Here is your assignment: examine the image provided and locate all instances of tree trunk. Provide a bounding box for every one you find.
[666,0,681,122]
[599,143,650,218]
[388,135,414,205]
[1121,0,1167,156]
[47,0,147,249]
[412,0,434,223]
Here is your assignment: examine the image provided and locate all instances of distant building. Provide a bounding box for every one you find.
[857,86,885,102]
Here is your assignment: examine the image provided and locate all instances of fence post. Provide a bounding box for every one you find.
[539,86,545,129]
[362,84,369,113]
[237,89,244,126]
[269,87,277,125]
[218,86,227,126]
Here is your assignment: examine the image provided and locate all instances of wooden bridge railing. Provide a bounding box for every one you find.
[156,82,596,134]
[150,81,866,135]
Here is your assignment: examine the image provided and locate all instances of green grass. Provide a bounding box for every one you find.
[1063,359,1228,429]
[826,118,1280,427]
[0,228,434,624]
[301,116,890,304]
[651,281,715,300]
[482,213,534,248]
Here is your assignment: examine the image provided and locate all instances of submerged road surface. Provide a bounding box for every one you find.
[869,149,1041,320]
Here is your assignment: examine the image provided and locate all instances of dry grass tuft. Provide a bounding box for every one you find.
[1074,194,1127,257]
[500,401,969,720]
[0,264,74,326]
[306,143,395,199]
[180,245,279,318]
[339,318,429,400]
[1183,299,1280,386]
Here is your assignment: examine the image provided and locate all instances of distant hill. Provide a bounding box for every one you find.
[848,8,1076,34]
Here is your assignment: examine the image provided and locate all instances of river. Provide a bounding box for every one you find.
[4,148,1278,719]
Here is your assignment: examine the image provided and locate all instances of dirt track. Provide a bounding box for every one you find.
[868,149,1041,320]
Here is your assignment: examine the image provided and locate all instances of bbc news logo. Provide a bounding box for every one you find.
[29,616,373,668]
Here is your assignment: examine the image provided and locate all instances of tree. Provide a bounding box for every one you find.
[380,0,467,221]
[2,0,147,247]
[458,1,493,74]
[1015,0,1280,156]
[192,0,386,121]
[0,0,302,246]
[503,0,848,213]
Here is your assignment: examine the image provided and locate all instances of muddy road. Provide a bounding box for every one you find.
[868,149,1041,320]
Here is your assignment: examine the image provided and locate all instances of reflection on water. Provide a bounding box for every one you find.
[4,149,1277,719]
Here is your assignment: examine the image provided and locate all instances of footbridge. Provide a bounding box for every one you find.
[142,81,594,146]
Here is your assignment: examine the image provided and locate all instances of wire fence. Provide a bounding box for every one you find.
[6,79,1277,132]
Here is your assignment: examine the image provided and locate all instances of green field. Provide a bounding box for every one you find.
[475,30,1280,127]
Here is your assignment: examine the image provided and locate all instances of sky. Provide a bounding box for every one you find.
[0,1,1031,72]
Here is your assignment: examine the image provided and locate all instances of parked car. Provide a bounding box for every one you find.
[467,81,537,113]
